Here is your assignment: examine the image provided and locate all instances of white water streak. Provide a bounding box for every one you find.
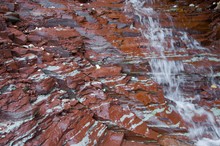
[126,0,220,144]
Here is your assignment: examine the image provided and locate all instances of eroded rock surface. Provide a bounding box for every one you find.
[0,0,219,145]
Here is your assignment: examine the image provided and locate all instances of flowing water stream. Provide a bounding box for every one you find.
[125,0,220,145]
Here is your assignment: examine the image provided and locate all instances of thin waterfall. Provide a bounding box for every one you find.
[125,0,220,145]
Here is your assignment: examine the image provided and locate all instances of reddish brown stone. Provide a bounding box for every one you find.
[66,74,84,89]
[5,59,18,72]
[108,105,159,140]
[76,16,86,23]
[8,28,23,36]
[0,49,12,58]
[27,34,42,43]
[135,91,165,105]
[14,34,27,45]
[35,77,56,95]
[7,28,27,44]
[90,66,122,78]
[41,52,54,62]
[32,27,80,39]
[122,140,159,146]
[158,136,192,146]
[19,66,37,78]
[101,131,124,146]
[12,47,28,56]
[0,5,9,13]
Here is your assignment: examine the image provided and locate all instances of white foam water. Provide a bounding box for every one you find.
[125,0,220,145]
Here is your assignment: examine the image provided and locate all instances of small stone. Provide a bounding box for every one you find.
[5,60,18,72]
[23,44,35,49]
[5,12,19,18]
[4,12,20,24]
[8,28,27,44]
[14,34,27,45]
[0,49,12,58]
[42,52,54,62]
[19,66,37,77]
[211,84,217,89]
[35,78,56,95]
[95,64,101,69]
[12,47,28,56]
[76,16,86,23]
[189,4,195,7]
[101,131,124,146]
[27,35,42,43]
[91,66,122,78]
[0,5,9,13]
[48,6,55,9]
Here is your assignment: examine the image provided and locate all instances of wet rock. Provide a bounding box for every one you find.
[15,53,38,67]
[122,140,159,146]
[0,31,9,40]
[90,66,122,78]
[8,28,27,45]
[122,31,141,37]
[38,0,66,9]
[35,77,56,95]
[41,51,54,62]
[135,91,165,105]
[4,12,20,18]
[32,27,80,39]
[0,107,37,122]
[44,46,71,57]
[117,23,128,29]
[101,131,124,146]
[0,17,7,31]
[12,47,28,56]
[4,12,20,24]
[4,60,18,72]
[76,10,97,23]
[44,18,78,28]
[76,15,86,23]
[0,5,9,13]
[158,136,192,146]
[14,34,27,44]
[107,105,159,140]
[8,27,23,36]
[27,34,42,43]
[0,49,12,58]
[19,66,37,78]
[0,2,15,12]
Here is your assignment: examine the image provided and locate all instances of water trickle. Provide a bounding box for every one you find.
[126,0,220,144]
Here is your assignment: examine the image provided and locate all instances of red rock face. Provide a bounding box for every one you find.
[0,0,219,145]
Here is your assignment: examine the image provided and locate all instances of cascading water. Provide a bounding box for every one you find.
[125,0,220,145]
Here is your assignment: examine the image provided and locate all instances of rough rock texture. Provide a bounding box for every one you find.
[0,0,219,146]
